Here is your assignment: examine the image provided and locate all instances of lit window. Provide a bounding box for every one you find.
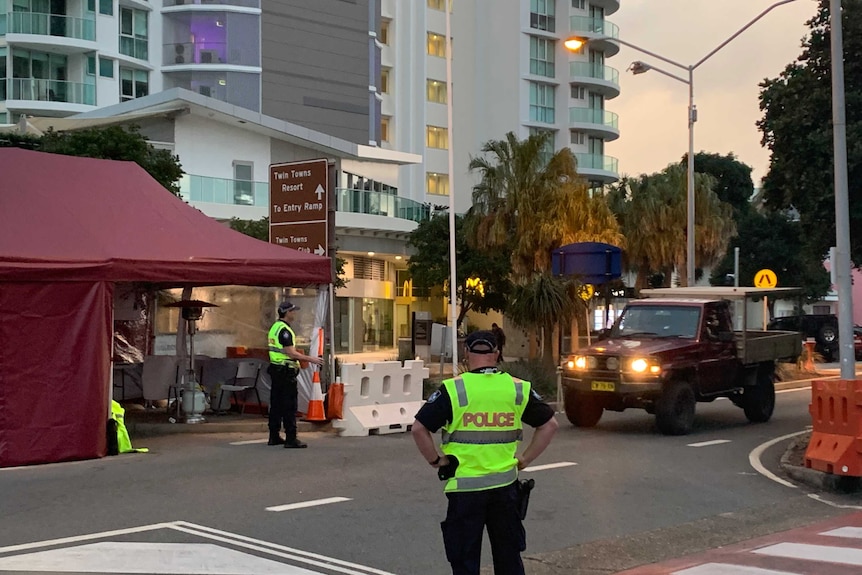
[426,125,448,149]
[381,117,390,142]
[426,173,450,196]
[380,68,390,94]
[427,79,447,104]
[428,0,453,10]
[529,82,555,124]
[529,36,555,78]
[427,33,447,58]
[379,20,390,45]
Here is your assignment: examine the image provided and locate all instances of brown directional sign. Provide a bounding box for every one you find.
[269,159,328,255]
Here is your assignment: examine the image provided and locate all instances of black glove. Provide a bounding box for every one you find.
[437,455,459,481]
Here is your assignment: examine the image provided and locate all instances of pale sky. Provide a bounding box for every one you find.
[606,0,818,187]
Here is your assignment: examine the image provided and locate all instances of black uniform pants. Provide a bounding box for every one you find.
[440,481,526,575]
[267,364,298,439]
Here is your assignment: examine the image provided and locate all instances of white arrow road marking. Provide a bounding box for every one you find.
[266,497,352,512]
[521,462,577,472]
[315,185,325,201]
[687,439,731,447]
[229,439,269,445]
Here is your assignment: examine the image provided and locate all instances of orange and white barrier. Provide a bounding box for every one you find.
[332,360,429,437]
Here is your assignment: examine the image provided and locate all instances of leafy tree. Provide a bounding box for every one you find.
[407,211,511,327]
[708,209,831,301]
[506,273,576,367]
[686,151,755,217]
[38,125,184,196]
[606,164,736,287]
[466,131,621,365]
[758,0,862,265]
[229,216,348,289]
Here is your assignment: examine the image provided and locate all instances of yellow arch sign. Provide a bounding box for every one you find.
[754,269,778,289]
[578,284,595,301]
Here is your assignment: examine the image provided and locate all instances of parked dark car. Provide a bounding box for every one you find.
[766,314,839,361]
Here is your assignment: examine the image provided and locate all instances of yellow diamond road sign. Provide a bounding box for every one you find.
[754,269,778,288]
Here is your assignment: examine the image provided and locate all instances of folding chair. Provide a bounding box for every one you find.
[216,360,264,415]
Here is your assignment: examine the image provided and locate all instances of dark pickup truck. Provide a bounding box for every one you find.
[560,287,802,435]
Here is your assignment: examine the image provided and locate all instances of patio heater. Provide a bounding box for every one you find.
[165,299,218,424]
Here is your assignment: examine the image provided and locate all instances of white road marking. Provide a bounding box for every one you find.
[0,523,173,554]
[823,526,862,539]
[687,439,731,448]
[748,430,809,489]
[171,522,397,575]
[807,493,862,510]
[776,387,808,394]
[266,497,352,512]
[674,563,797,574]
[754,541,862,566]
[0,541,316,574]
[522,462,577,472]
[229,439,269,445]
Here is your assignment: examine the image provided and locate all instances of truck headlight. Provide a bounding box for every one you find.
[565,356,595,370]
[629,357,661,375]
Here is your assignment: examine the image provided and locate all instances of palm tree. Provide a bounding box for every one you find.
[466,131,622,365]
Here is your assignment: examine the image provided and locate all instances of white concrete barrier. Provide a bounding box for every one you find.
[332,360,429,437]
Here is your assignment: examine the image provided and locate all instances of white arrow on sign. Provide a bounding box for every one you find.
[315,184,325,201]
[313,244,325,256]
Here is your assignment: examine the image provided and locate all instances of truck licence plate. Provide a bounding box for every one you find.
[591,381,615,392]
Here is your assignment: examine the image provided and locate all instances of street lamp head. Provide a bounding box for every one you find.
[564,37,587,52]
[628,61,652,75]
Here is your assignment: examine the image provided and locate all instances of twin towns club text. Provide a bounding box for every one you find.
[272,165,326,253]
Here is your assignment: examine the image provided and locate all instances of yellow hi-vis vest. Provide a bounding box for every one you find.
[268,320,299,367]
[440,372,529,492]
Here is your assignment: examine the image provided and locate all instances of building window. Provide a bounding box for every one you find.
[119,8,148,60]
[86,55,96,76]
[380,68,390,94]
[571,85,586,100]
[427,0,453,10]
[529,36,555,78]
[379,20,390,45]
[233,162,254,205]
[426,173,449,196]
[529,82,555,124]
[99,57,114,78]
[381,117,390,142]
[570,131,586,145]
[426,125,448,149]
[119,67,148,101]
[427,33,447,58]
[530,0,555,32]
[427,78,447,104]
[572,0,586,9]
[99,0,112,15]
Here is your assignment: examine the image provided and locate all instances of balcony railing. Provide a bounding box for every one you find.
[164,42,258,67]
[1,11,96,41]
[569,62,619,85]
[569,15,619,39]
[163,0,260,7]
[574,153,619,174]
[569,107,619,130]
[337,188,430,223]
[181,177,432,223]
[5,78,96,105]
[182,174,268,206]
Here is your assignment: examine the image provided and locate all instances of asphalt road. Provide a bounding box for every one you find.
[1,387,859,575]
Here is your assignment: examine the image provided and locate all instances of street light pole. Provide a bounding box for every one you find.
[569,0,799,287]
[445,0,459,374]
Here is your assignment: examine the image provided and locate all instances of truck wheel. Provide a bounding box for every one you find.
[819,324,838,344]
[743,369,775,423]
[655,381,696,435]
[564,390,603,428]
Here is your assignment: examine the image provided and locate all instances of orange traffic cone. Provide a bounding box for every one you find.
[303,328,327,422]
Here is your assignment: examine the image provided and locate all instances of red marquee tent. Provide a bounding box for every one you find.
[0,148,331,467]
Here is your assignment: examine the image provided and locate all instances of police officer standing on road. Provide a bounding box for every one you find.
[267,301,323,449]
[411,330,558,575]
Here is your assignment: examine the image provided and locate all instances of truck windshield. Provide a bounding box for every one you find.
[612,305,701,339]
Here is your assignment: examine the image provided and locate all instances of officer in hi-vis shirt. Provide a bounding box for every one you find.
[412,330,558,575]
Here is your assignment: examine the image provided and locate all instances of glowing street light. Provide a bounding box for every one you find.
[566,0,799,286]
